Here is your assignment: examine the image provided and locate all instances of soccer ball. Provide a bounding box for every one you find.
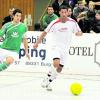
[70,82,82,95]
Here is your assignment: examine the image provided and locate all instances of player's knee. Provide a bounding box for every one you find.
[53,62,59,68]
[56,67,62,73]
[6,56,14,64]
[53,59,60,68]
[56,64,63,73]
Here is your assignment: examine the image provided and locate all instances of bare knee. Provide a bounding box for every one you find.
[53,62,60,68]
[57,67,62,73]
[6,56,14,64]
[53,59,60,68]
[56,64,64,73]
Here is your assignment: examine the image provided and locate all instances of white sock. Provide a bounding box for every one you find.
[47,66,58,82]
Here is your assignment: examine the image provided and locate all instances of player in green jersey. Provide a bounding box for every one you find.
[0,9,30,71]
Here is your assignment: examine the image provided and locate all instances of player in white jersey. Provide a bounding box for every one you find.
[33,5,82,91]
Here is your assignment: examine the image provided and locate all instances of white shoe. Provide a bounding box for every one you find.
[41,78,52,91]
[41,78,50,88]
[46,84,52,91]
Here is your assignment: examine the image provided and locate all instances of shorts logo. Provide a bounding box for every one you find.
[94,41,100,66]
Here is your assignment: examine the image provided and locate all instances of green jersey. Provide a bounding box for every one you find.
[0,22,28,53]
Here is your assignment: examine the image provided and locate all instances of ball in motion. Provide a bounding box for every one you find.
[70,82,82,95]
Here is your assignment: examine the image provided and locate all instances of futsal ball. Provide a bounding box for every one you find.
[70,82,82,95]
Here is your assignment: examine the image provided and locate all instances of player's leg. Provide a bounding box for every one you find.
[48,58,64,83]
[0,49,17,71]
[0,56,14,71]
[41,58,60,91]
[41,47,61,90]
[56,51,65,73]
[47,47,65,82]
[43,58,64,91]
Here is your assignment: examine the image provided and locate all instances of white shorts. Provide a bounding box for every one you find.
[0,48,18,63]
[51,46,68,66]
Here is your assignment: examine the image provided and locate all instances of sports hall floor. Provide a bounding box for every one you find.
[0,66,100,100]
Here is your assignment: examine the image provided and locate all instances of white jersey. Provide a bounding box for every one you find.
[45,17,81,50]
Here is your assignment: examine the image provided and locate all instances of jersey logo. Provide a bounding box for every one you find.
[11,32,19,37]
[58,27,68,32]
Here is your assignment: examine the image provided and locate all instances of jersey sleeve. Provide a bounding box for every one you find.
[0,24,7,36]
[23,24,28,38]
[44,20,55,33]
[73,21,81,34]
[23,32,27,38]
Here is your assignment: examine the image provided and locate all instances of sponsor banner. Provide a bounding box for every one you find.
[66,33,100,74]
[0,31,100,74]
[14,31,52,68]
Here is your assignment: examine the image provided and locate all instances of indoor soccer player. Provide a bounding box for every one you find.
[0,9,30,71]
[33,5,82,91]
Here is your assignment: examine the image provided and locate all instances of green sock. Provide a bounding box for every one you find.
[0,62,9,71]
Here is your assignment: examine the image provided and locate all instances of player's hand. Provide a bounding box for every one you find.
[0,37,4,42]
[33,43,38,49]
[75,32,83,36]
[26,53,30,60]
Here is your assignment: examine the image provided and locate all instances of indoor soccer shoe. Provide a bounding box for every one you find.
[41,78,49,88]
[41,78,52,91]
[46,84,52,91]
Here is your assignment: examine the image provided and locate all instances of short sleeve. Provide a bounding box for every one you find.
[0,24,7,36]
[23,24,28,38]
[44,19,56,33]
[73,21,81,33]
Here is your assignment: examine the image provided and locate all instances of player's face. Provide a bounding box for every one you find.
[59,9,68,22]
[13,13,22,23]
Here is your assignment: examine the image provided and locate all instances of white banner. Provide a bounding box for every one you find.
[0,31,100,74]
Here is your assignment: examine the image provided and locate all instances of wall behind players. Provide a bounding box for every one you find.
[0,0,34,30]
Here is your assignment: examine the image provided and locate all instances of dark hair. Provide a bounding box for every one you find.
[13,9,22,16]
[59,5,68,11]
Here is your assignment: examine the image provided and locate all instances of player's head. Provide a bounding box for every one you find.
[12,9,22,23]
[59,5,69,22]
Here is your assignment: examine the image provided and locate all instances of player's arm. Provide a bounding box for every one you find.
[0,24,7,37]
[33,31,47,48]
[23,33,30,59]
[33,19,54,48]
[75,31,83,36]
[74,21,83,36]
